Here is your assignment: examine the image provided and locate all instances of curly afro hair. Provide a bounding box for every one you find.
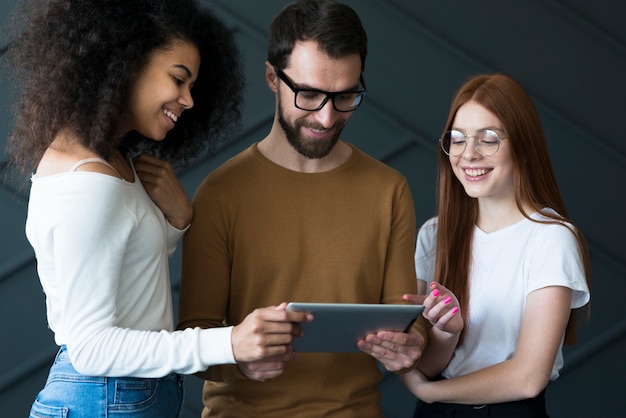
[5,0,244,172]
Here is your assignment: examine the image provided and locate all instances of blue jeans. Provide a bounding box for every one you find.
[29,346,184,418]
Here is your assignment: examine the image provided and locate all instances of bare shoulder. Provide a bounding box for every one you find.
[35,135,117,178]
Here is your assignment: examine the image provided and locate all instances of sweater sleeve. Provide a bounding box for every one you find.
[381,178,418,303]
[27,173,235,377]
[178,176,232,330]
[178,175,234,381]
[380,179,427,346]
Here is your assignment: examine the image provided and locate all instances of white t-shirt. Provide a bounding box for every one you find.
[26,167,235,377]
[415,211,590,380]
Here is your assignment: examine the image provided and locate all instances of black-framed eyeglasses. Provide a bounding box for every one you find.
[273,65,367,112]
[439,129,507,157]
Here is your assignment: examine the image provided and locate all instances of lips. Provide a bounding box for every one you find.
[464,168,490,177]
[163,109,179,123]
[303,125,331,140]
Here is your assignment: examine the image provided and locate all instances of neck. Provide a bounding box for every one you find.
[476,197,533,233]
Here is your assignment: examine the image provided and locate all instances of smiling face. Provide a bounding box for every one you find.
[274,40,362,159]
[125,39,200,141]
[449,100,516,204]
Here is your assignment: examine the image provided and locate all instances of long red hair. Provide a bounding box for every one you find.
[435,74,590,345]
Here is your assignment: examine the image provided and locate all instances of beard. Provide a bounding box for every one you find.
[277,100,345,159]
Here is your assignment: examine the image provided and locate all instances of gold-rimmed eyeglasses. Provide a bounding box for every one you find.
[439,129,507,157]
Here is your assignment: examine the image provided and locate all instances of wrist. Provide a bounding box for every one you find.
[168,217,191,230]
[167,208,192,230]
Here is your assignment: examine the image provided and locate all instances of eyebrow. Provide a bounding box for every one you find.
[172,64,193,78]
[283,70,361,92]
[299,80,361,93]
[452,126,504,132]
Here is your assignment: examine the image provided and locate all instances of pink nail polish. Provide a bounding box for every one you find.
[451,307,459,314]
[432,289,439,297]
[443,296,451,304]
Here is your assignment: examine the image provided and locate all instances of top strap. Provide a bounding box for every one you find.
[70,158,122,178]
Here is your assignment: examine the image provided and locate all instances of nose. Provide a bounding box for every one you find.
[312,100,339,128]
[179,88,194,110]
[461,136,480,160]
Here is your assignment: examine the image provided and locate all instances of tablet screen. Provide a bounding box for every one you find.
[286,302,424,353]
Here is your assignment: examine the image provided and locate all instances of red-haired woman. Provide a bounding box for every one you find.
[403,74,591,418]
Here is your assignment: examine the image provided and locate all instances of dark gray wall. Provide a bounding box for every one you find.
[1,1,624,417]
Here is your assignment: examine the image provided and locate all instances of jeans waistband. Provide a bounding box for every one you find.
[54,345,182,382]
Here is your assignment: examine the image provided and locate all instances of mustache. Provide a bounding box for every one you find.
[301,121,343,132]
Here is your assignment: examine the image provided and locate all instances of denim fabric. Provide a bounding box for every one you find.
[29,346,184,418]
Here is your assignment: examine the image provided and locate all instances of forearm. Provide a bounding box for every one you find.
[418,358,549,404]
[416,327,459,378]
[420,287,571,404]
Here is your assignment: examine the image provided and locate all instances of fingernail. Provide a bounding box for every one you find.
[430,282,437,288]
[443,297,451,304]
[451,307,459,314]
[432,289,439,297]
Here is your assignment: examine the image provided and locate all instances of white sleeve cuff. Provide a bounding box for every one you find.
[166,222,189,256]
[198,326,236,366]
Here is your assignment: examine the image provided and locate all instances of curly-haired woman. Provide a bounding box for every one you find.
[5,1,311,416]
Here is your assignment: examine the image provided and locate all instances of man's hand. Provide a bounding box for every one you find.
[357,327,426,373]
[232,302,313,381]
[237,351,298,381]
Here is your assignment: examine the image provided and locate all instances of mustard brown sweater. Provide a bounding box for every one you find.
[178,143,420,417]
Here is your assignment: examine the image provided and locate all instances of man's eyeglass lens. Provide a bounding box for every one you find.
[295,90,365,112]
[274,66,366,112]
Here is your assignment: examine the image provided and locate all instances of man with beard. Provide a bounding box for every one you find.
[177,1,428,416]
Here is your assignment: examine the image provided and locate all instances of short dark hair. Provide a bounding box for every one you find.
[6,0,244,172]
[267,0,367,71]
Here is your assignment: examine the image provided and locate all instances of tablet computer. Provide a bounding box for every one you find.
[285,302,424,353]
